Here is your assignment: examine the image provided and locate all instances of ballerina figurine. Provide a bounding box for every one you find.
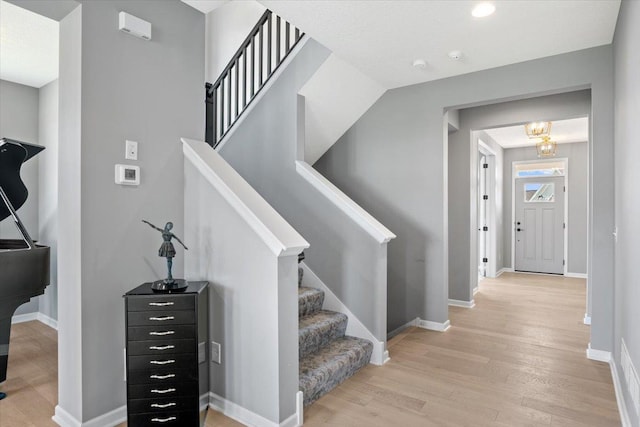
[142,220,188,284]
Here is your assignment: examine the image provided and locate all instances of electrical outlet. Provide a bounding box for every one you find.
[125,140,138,160]
[211,341,221,364]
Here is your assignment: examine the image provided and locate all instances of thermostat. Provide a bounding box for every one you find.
[115,164,140,185]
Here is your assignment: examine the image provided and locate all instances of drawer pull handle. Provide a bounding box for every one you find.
[149,316,175,321]
[150,374,175,380]
[149,345,175,351]
[149,302,174,307]
[151,416,177,423]
[149,331,174,336]
[151,388,176,394]
[150,359,175,365]
[151,402,177,409]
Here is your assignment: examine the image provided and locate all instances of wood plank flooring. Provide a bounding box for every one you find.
[1,273,620,426]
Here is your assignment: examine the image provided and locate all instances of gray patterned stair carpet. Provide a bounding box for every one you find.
[298,284,373,407]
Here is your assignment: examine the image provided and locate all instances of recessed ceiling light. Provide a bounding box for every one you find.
[412,59,427,68]
[472,2,496,18]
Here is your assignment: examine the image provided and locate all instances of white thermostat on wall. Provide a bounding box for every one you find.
[115,164,140,186]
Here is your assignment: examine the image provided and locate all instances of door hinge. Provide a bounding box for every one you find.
[482,257,488,263]
[483,226,488,231]
[483,163,489,169]
[563,222,566,229]
[564,186,566,192]
[563,260,565,266]
[483,195,489,200]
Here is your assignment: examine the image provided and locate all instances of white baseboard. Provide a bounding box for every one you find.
[610,358,633,427]
[300,263,389,365]
[53,404,126,427]
[583,314,591,325]
[12,312,58,330]
[586,343,612,363]
[473,286,479,295]
[387,318,418,340]
[448,299,475,308]
[416,318,451,332]
[210,392,302,427]
[566,272,588,279]
[496,267,513,277]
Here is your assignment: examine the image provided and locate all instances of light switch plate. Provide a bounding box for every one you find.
[125,140,138,160]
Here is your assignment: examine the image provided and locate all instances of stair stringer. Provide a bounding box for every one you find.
[300,262,389,366]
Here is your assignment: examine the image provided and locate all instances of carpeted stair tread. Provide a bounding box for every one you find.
[299,310,348,359]
[299,336,373,407]
[298,287,324,317]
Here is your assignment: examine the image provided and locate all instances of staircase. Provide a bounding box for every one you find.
[297,264,373,406]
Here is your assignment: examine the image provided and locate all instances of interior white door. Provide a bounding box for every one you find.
[515,176,564,274]
[478,154,487,277]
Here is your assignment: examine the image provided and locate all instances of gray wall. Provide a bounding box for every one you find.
[218,39,390,343]
[613,1,640,426]
[503,142,588,275]
[38,79,59,321]
[316,47,614,349]
[0,79,41,316]
[55,0,205,421]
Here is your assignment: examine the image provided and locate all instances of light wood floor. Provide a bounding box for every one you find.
[2,273,620,426]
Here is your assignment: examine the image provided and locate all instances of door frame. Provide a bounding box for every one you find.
[478,139,497,278]
[511,158,569,275]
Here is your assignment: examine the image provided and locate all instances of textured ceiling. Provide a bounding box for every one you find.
[484,117,589,149]
[0,0,59,88]
[258,0,621,89]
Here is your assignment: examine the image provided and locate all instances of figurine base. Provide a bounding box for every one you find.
[151,279,187,293]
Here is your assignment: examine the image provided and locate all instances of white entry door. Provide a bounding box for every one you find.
[515,176,564,274]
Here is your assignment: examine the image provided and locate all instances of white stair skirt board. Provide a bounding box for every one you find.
[11,312,58,329]
[53,404,126,427]
[610,359,633,427]
[300,262,389,365]
[586,343,612,363]
[448,299,475,308]
[416,318,451,332]
[209,392,303,427]
[566,272,588,279]
[584,314,592,325]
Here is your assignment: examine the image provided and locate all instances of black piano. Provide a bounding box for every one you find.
[0,138,50,400]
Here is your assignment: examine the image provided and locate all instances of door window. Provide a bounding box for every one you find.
[524,183,555,202]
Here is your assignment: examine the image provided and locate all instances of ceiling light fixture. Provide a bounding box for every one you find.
[524,121,552,138]
[536,136,557,158]
[448,50,463,61]
[472,2,496,18]
[412,59,427,68]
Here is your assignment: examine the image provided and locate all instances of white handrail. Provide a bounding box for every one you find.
[183,138,309,257]
[295,161,396,244]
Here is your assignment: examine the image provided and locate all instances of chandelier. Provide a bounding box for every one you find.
[524,121,556,157]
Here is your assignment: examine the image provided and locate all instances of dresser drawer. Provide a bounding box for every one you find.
[127,310,195,327]
[128,339,195,356]
[128,353,196,372]
[128,382,197,399]
[128,325,195,341]
[129,395,196,414]
[128,410,198,427]
[128,367,199,385]
[128,295,195,312]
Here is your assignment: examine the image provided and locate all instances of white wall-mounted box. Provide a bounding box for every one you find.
[118,12,151,41]
[115,164,140,186]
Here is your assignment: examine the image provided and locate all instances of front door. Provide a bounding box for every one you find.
[515,176,564,274]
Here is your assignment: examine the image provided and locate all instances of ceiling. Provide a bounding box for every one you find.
[0,0,59,88]
[182,0,229,14]
[483,117,589,149]
[253,0,620,89]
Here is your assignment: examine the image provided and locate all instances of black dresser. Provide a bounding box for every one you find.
[124,281,209,426]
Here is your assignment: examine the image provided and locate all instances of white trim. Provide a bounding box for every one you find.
[214,37,310,153]
[209,392,302,427]
[566,272,588,279]
[295,161,396,244]
[416,318,451,332]
[387,318,418,340]
[448,299,475,308]
[583,314,591,325]
[478,140,497,278]
[586,343,611,363]
[37,312,58,330]
[53,405,126,427]
[473,286,479,295]
[300,262,389,365]
[183,138,309,257]
[11,312,38,324]
[610,359,633,427]
[295,391,304,427]
[496,267,513,277]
